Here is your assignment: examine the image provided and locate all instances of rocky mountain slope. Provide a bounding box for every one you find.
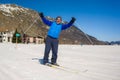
[0,4,106,45]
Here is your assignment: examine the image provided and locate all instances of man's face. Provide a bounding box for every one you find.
[56,18,62,24]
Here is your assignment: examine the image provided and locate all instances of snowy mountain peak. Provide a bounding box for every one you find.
[0,4,28,17]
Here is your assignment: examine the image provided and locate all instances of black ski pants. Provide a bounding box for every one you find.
[43,36,59,64]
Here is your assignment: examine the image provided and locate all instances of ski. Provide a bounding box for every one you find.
[45,63,87,74]
[43,63,88,74]
[50,64,79,74]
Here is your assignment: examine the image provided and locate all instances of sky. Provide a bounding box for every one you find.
[0,0,120,41]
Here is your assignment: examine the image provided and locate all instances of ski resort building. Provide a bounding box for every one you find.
[0,30,14,43]
[0,29,44,44]
[28,37,44,44]
[23,34,44,44]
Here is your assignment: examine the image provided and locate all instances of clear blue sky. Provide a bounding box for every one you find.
[0,0,120,41]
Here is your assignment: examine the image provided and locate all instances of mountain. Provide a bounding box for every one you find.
[109,41,120,45]
[0,4,106,45]
[0,4,47,37]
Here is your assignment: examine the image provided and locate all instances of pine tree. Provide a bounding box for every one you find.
[12,29,22,43]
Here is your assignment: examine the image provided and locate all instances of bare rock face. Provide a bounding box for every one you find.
[0,4,106,45]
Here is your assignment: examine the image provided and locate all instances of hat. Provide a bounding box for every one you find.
[56,16,62,21]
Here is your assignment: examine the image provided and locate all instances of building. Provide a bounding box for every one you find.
[23,34,44,44]
[0,29,44,44]
[0,30,14,43]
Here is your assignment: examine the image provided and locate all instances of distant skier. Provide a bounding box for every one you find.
[39,13,76,66]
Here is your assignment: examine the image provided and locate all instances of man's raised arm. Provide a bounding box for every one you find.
[39,13,52,26]
[62,17,76,30]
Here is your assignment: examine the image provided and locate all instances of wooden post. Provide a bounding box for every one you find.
[15,33,20,49]
[16,36,18,49]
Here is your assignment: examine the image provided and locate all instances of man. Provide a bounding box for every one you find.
[39,13,76,66]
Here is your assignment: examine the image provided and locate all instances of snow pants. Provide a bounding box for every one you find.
[43,36,59,64]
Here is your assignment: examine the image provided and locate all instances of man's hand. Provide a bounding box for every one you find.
[70,17,76,23]
[39,12,44,18]
[72,17,76,21]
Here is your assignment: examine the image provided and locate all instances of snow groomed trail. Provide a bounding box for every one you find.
[0,43,120,80]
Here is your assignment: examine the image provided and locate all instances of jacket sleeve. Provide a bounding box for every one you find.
[41,17,52,26]
[62,21,74,30]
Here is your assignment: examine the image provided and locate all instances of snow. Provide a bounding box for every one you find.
[0,43,120,80]
[0,4,28,17]
[2,12,13,17]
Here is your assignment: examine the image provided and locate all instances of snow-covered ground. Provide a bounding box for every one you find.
[0,43,120,80]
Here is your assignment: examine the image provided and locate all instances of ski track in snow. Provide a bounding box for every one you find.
[0,43,120,80]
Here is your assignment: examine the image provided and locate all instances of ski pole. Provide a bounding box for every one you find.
[24,16,40,34]
[75,21,93,45]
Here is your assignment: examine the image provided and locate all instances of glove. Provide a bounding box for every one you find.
[70,17,76,23]
[39,12,44,18]
[72,17,76,22]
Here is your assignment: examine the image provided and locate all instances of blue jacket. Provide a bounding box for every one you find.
[41,17,74,38]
